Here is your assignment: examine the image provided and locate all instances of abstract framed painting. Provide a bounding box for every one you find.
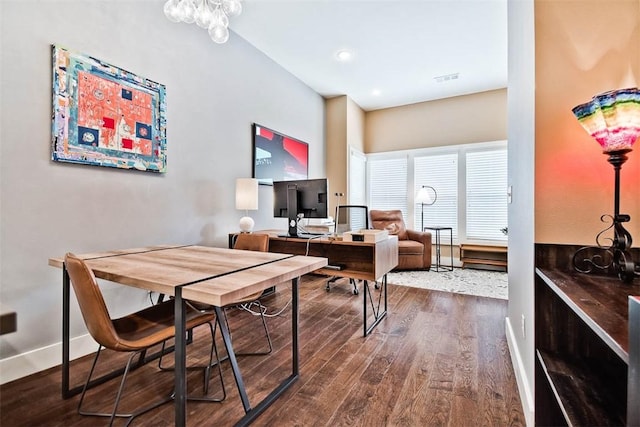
[51,45,167,173]
[252,123,308,185]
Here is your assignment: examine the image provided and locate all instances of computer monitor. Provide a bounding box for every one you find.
[273,178,328,237]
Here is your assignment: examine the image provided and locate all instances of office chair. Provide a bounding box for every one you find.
[225,233,274,355]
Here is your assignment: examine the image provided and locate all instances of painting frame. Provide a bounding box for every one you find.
[51,44,167,173]
[252,123,309,185]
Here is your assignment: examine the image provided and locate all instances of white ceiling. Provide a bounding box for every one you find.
[230,0,508,111]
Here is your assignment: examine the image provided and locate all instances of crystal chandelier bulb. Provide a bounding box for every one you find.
[195,0,213,28]
[164,0,239,43]
[180,0,197,23]
[222,0,242,17]
[212,6,229,27]
[209,23,229,44]
[163,0,183,23]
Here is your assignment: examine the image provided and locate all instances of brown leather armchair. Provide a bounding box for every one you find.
[369,210,432,270]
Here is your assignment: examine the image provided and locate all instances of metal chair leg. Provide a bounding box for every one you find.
[190,321,227,402]
[78,346,173,426]
[326,276,359,295]
[223,303,273,356]
[157,321,226,400]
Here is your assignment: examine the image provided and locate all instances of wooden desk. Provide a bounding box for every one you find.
[264,232,398,281]
[261,231,398,335]
[49,245,326,426]
[0,304,17,335]
[535,268,640,426]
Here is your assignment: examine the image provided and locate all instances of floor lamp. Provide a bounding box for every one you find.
[415,186,437,231]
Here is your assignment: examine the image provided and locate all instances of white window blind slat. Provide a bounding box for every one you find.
[466,149,508,241]
[414,154,458,238]
[368,157,408,223]
[348,148,367,229]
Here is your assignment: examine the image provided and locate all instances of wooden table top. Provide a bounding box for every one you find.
[183,255,327,306]
[49,245,327,303]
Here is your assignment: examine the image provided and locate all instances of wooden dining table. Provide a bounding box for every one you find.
[49,244,327,426]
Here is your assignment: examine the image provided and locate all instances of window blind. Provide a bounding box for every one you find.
[466,149,508,241]
[368,156,408,223]
[348,147,367,229]
[414,154,458,238]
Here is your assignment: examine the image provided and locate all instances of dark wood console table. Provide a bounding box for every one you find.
[535,266,640,425]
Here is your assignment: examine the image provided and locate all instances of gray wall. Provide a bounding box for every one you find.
[0,0,325,381]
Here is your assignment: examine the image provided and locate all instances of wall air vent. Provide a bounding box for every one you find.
[434,73,460,83]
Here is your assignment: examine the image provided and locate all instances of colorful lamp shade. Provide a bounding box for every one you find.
[572,87,640,153]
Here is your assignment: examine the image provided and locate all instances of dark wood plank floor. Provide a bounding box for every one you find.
[0,274,524,426]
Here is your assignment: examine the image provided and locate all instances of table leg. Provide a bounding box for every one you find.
[292,277,299,376]
[226,277,301,427]
[363,275,388,336]
[449,228,454,271]
[62,266,70,399]
[174,287,187,427]
[215,306,251,413]
[435,230,441,271]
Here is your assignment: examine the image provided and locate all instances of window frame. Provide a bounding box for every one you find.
[365,140,507,245]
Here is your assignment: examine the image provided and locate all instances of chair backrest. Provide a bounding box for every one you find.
[233,233,269,252]
[64,253,121,349]
[335,205,369,234]
[369,210,408,240]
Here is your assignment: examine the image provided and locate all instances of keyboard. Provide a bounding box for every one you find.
[277,233,326,239]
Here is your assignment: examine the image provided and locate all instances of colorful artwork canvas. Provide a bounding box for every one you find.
[51,45,167,172]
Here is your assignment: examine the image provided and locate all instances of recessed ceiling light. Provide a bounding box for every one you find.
[372,89,381,96]
[336,50,352,61]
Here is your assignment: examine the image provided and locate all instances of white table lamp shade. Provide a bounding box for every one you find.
[236,178,258,210]
[236,178,258,233]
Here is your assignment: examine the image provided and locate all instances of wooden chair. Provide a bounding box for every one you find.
[64,253,224,426]
[225,233,273,355]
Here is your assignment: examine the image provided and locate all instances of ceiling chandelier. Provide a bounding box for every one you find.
[163,0,243,44]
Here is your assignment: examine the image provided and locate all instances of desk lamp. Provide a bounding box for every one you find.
[236,178,258,233]
[415,185,437,231]
[571,87,640,282]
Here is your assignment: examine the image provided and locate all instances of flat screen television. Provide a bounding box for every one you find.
[273,178,328,237]
[253,123,308,185]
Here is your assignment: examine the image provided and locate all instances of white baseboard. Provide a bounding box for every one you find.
[505,317,534,427]
[0,333,97,385]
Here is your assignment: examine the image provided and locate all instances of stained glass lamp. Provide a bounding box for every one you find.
[571,87,640,282]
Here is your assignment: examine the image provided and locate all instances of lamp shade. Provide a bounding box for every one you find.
[415,186,436,205]
[235,178,258,210]
[572,87,640,153]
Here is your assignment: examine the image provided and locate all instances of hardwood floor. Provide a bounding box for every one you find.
[0,274,524,426]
